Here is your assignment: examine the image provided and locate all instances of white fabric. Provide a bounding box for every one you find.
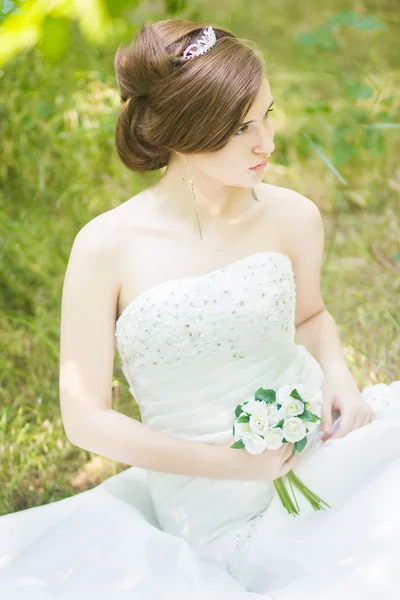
[1,250,399,599]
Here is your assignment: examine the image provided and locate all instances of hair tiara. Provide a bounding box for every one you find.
[182,26,217,60]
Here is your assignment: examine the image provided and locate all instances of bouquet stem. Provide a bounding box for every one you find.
[273,471,331,516]
[273,477,299,516]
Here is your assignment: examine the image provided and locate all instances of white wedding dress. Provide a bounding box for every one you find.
[1,251,400,600]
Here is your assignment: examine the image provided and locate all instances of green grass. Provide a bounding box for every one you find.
[1,0,399,515]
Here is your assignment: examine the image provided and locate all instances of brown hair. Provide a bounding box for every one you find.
[114,19,266,172]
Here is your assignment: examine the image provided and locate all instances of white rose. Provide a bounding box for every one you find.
[294,384,323,407]
[249,409,270,437]
[265,404,281,427]
[244,399,281,429]
[276,383,299,406]
[233,420,251,441]
[242,399,266,416]
[279,398,305,419]
[241,432,267,455]
[264,427,284,450]
[282,417,307,443]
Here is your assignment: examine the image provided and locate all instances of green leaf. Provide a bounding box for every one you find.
[1,0,15,15]
[350,14,386,31]
[295,437,308,453]
[303,133,348,185]
[38,16,72,63]
[254,387,276,403]
[301,408,320,422]
[289,388,303,401]
[236,414,250,424]
[235,405,243,419]
[346,81,374,100]
[230,439,245,450]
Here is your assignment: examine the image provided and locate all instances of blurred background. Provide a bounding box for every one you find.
[0,0,399,514]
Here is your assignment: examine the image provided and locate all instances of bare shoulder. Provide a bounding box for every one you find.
[257,182,324,255]
[73,205,123,254]
[70,192,144,262]
[63,203,133,319]
[257,182,321,220]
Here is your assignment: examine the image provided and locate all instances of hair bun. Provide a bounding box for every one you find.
[114,23,173,171]
[114,23,170,103]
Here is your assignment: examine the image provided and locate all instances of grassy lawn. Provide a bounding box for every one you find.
[1,0,399,515]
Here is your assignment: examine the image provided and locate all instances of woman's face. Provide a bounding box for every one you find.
[189,75,275,188]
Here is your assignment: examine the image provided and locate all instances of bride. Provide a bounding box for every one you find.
[1,19,400,600]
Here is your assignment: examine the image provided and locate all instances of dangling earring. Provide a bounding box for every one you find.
[186,157,203,241]
[186,157,260,240]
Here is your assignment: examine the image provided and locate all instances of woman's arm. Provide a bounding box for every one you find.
[59,216,242,481]
[65,407,240,479]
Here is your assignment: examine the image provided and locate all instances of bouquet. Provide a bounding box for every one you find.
[230,383,331,516]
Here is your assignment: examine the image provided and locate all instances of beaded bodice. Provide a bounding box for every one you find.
[113,250,326,575]
[115,252,296,370]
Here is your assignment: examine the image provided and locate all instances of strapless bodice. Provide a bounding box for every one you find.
[114,251,325,552]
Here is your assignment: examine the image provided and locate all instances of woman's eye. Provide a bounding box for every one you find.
[235,108,274,136]
[235,125,248,136]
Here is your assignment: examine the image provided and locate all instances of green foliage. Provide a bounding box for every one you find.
[301,409,321,423]
[235,405,244,418]
[294,438,308,454]
[230,439,246,449]
[296,10,387,51]
[0,0,188,66]
[254,388,276,403]
[236,414,250,423]
[289,388,303,401]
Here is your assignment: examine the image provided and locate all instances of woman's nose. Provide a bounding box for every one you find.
[253,142,275,158]
[253,128,274,155]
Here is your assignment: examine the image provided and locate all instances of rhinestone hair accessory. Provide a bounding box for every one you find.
[182,26,217,60]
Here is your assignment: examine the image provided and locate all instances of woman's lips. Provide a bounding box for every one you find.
[249,159,268,171]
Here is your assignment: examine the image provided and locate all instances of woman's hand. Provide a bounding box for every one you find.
[225,436,300,482]
[320,376,375,442]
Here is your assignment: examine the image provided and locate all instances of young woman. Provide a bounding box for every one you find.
[1,19,400,600]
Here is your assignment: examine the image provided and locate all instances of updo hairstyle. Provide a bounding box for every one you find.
[114,19,266,171]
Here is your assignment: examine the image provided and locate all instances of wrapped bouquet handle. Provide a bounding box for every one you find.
[230,383,331,516]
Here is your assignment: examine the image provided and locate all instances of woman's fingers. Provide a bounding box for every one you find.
[281,454,297,476]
